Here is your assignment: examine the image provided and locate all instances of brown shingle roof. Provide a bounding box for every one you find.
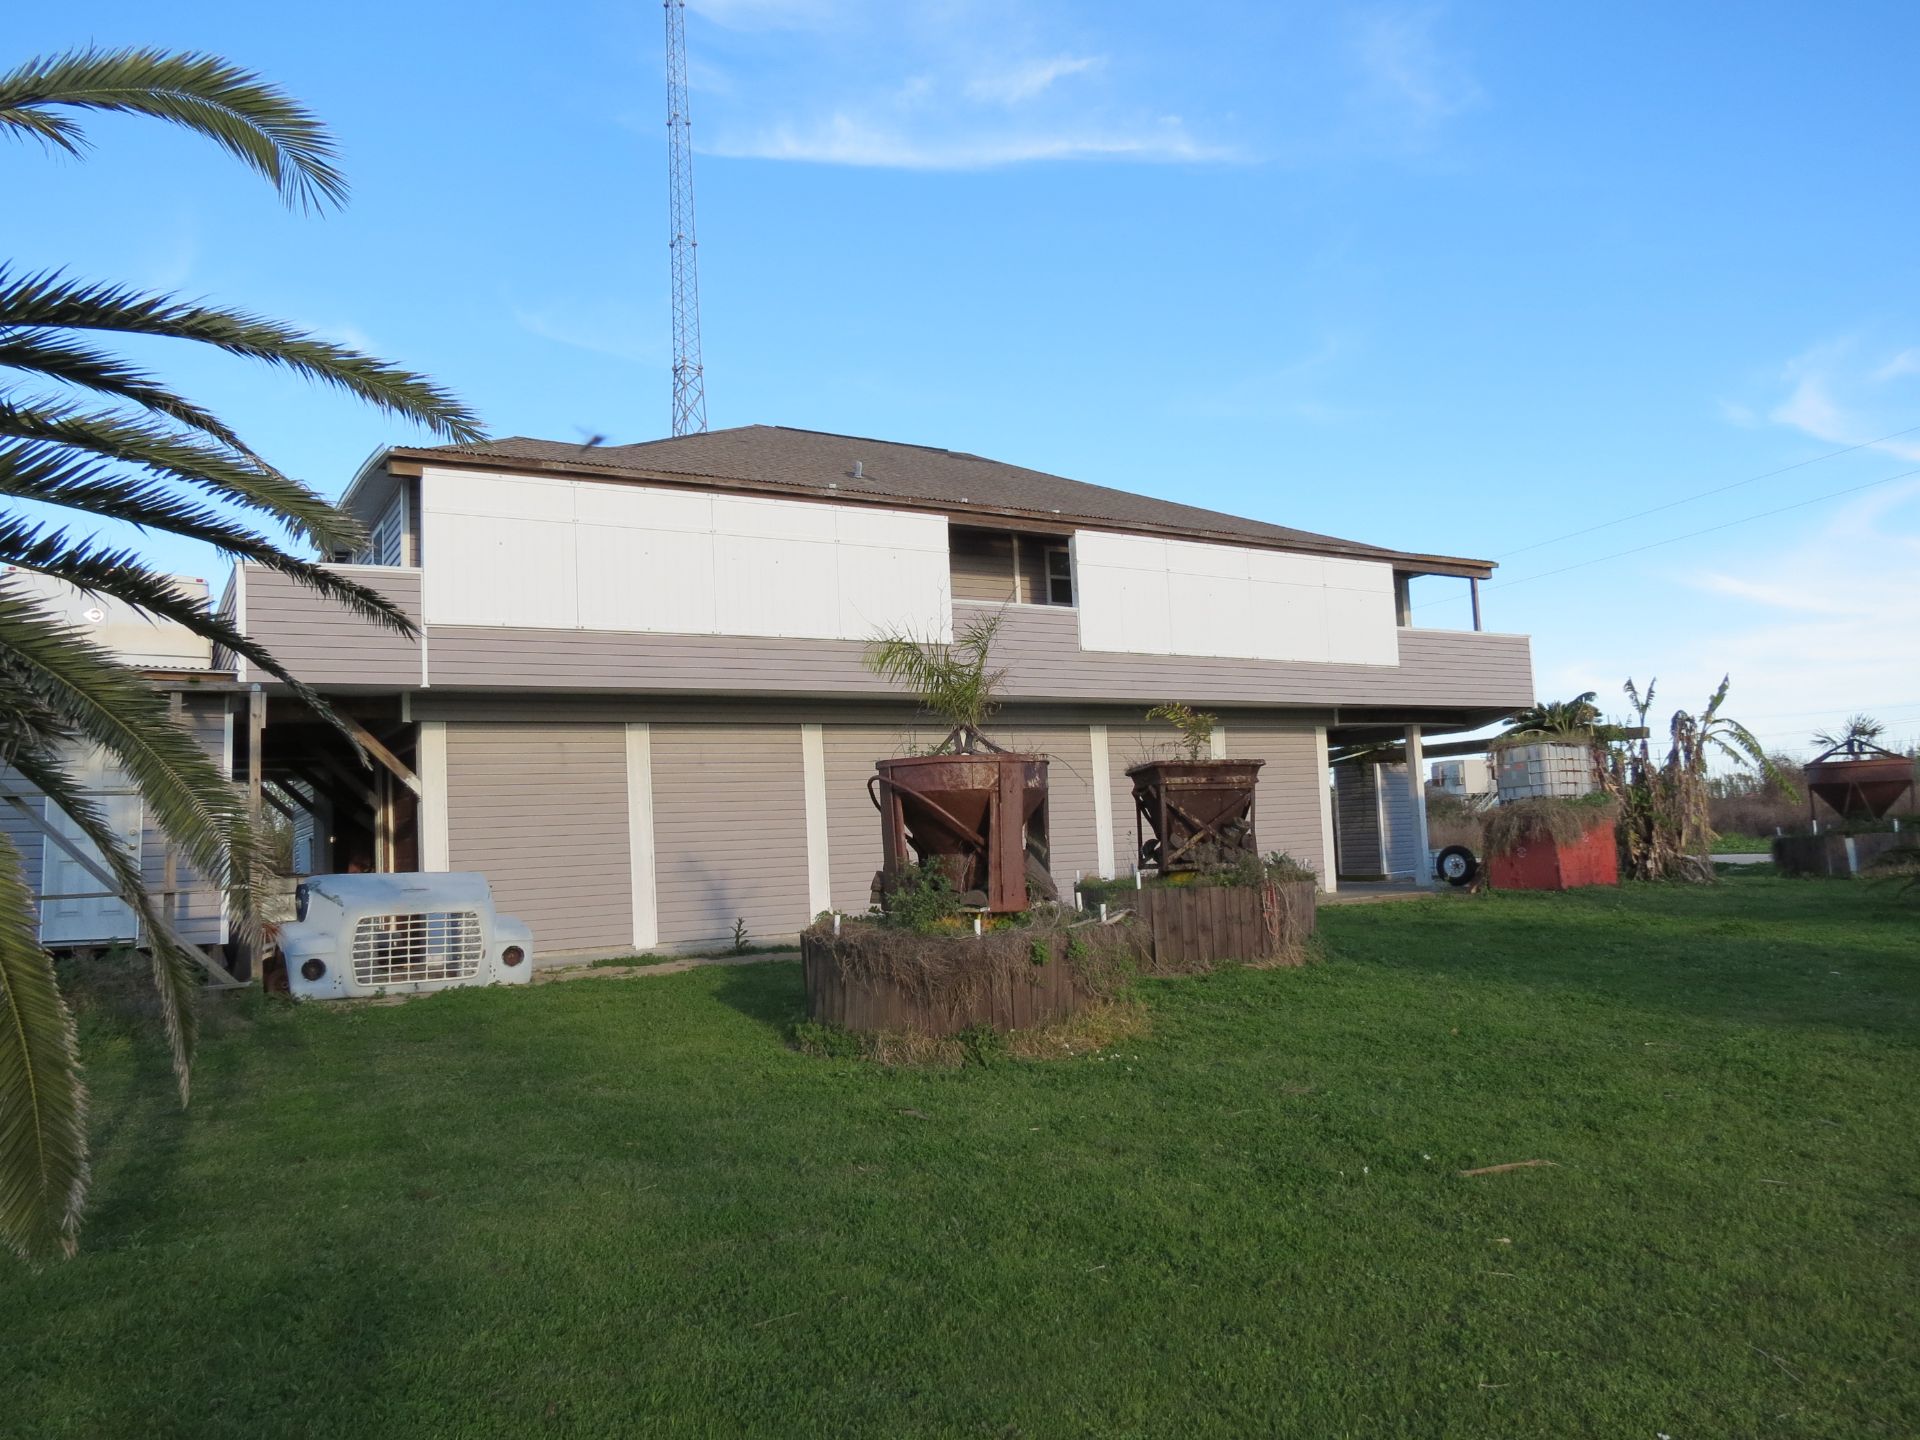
[390,425,1492,576]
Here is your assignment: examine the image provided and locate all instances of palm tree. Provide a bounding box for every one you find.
[865,612,1007,750]
[0,48,483,1261]
[1501,691,1603,740]
[1811,714,1887,753]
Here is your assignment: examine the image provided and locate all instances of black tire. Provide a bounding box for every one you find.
[1436,845,1478,887]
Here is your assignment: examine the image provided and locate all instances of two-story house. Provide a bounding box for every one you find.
[225,425,1533,959]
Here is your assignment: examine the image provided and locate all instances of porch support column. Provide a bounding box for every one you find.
[1314,726,1337,892]
[1470,577,1483,632]
[1405,723,1432,886]
[626,723,659,952]
[1089,724,1115,879]
[801,722,832,918]
[418,721,449,871]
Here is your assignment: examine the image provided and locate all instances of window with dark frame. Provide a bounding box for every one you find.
[1045,546,1074,606]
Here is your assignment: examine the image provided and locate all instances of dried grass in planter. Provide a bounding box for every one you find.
[1482,794,1620,857]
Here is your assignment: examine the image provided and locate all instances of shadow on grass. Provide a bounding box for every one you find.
[710,958,805,1040]
[1319,878,1920,1044]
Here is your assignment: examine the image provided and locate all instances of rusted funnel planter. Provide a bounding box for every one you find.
[1127,758,1264,873]
[871,747,1050,912]
[1804,742,1914,821]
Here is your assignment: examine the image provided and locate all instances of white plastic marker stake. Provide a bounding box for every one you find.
[1074,889,1083,912]
[832,913,841,937]
[1135,870,1142,890]
[1099,902,1108,923]
[973,915,982,937]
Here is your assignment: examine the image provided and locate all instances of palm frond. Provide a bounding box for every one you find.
[0,329,263,462]
[0,830,88,1262]
[0,47,344,210]
[0,403,363,553]
[0,269,483,442]
[0,520,386,751]
[0,586,252,906]
[0,451,410,634]
[865,612,1007,737]
[7,745,201,1101]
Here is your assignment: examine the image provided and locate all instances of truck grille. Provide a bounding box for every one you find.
[350,910,485,987]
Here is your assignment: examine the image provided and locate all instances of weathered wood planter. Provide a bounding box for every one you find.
[801,881,1318,1037]
[1132,879,1316,968]
[871,750,1050,912]
[1487,821,1619,890]
[800,925,1109,1036]
[1127,758,1264,873]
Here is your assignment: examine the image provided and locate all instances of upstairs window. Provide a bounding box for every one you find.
[1044,546,1074,606]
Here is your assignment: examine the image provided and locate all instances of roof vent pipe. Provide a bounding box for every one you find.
[852,460,863,479]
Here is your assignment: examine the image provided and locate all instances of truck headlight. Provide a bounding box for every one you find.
[501,945,525,967]
[300,957,326,982]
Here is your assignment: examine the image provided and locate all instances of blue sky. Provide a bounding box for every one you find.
[10,1,1920,757]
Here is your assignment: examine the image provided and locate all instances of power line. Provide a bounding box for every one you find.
[1419,462,1920,604]
[1494,421,1920,561]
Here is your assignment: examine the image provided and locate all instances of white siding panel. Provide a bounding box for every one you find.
[425,512,578,629]
[1074,530,1399,667]
[576,524,716,634]
[421,466,950,643]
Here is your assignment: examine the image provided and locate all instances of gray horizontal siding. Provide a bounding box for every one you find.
[995,723,1100,888]
[949,530,1019,604]
[237,563,422,688]
[651,723,811,950]
[444,722,631,956]
[821,724,911,914]
[418,602,1530,711]
[1106,721,1185,875]
[1226,724,1325,882]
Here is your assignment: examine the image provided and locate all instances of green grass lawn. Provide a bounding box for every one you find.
[7,875,1917,1438]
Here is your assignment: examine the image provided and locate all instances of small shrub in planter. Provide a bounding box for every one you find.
[865,614,1053,912]
[1127,703,1264,874]
[1483,794,1621,890]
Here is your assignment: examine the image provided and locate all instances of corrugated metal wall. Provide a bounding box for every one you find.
[0,693,229,946]
[651,723,811,950]
[444,722,632,955]
[1334,764,1383,877]
[1377,763,1424,876]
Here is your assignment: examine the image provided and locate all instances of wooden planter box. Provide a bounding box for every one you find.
[1487,821,1618,891]
[800,929,1094,1036]
[800,880,1320,1037]
[1126,758,1265,873]
[1133,878,1316,969]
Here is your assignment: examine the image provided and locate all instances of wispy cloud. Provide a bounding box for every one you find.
[1350,5,1483,140]
[708,113,1230,169]
[685,3,1232,170]
[514,303,664,365]
[1766,337,1920,461]
[965,55,1104,106]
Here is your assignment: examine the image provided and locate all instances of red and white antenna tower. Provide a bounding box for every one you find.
[664,0,708,435]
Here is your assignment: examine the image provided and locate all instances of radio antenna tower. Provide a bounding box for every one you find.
[664,0,708,435]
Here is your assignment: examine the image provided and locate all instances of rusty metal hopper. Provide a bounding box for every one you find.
[871,752,1050,912]
[1805,752,1914,820]
[1127,758,1265,873]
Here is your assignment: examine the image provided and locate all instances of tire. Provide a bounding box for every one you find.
[1436,845,1478,887]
